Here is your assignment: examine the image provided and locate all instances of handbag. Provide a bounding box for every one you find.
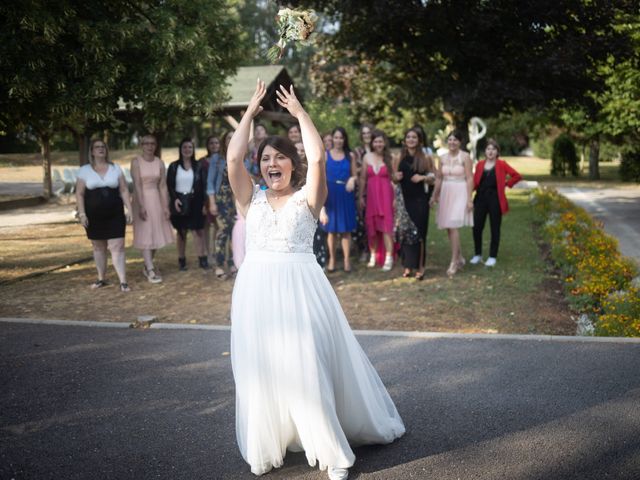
[174,192,193,217]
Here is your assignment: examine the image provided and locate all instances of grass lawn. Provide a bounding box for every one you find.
[0,189,575,334]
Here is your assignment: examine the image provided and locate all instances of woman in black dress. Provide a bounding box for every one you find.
[75,139,133,291]
[393,128,436,280]
[166,138,208,271]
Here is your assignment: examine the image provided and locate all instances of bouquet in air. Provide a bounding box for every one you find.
[267,7,318,63]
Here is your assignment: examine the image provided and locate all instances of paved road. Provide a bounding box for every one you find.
[2,321,640,479]
[557,186,640,265]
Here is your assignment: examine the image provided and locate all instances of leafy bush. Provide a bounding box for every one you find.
[531,136,554,159]
[551,133,579,176]
[531,188,638,336]
[619,149,640,182]
[305,99,359,146]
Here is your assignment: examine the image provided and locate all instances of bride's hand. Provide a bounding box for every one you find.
[275,84,304,118]
[247,78,266,118]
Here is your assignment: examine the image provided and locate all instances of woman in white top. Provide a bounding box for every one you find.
[75,139,133,291]
[226,81,404,480]
[166,138,208,271]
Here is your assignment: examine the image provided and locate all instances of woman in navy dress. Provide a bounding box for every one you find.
[323,127,357,272]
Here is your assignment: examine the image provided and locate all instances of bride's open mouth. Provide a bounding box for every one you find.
[268,171,283,181]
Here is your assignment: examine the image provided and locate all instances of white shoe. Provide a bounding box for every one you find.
[328,467,349,480]
[367,254,376,268]
[485,257,497,267]
[382,255,393,272]
[470,255,482,265]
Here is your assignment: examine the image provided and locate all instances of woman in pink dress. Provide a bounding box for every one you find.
[430,130,474,277]
[131,135,175,283]
[359,130,395,271]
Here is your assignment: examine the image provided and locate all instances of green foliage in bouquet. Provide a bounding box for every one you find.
[267,8,318,63]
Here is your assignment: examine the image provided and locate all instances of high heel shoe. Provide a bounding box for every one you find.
[446,262,458,278]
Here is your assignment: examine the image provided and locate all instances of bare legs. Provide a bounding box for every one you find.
[446,228,465,277]
[176,230,205,257]
[141,249,156,271]
[327,232,352,271]
[91,240,108,281]
[91,238,127,286]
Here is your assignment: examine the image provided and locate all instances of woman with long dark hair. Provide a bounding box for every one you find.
[394,128,435,280]
[76,139,133,291]
[323,127,357,272]
[166,137,208,271]
[359,129,395,271]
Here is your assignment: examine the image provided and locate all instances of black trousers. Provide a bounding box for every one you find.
[473,190,502,258]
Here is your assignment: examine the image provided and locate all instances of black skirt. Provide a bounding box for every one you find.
[84,187,126,240]
[170,193,205,231]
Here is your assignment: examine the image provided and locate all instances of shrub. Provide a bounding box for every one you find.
[551,133,579,177]
[619,149,640,182]
[531,188,639,336]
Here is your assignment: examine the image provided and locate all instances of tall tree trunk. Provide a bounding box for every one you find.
[40,135,52,199]
[589,138,600,180]
[78,133,90,166]
[153,130,165,159]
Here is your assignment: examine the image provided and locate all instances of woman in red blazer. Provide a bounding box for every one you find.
[470,139,522,267]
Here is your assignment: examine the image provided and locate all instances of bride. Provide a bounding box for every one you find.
[226,79,405,480]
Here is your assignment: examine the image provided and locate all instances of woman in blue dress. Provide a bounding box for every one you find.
[323,127,357,272]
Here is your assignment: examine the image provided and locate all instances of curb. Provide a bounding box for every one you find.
[0,196,46,211]
[2,317,640,343]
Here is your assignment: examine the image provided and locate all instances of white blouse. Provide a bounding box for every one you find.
[175,165,194,194]
[77,164,123,190]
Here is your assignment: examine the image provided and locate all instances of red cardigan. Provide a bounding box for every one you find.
[473,158,522,214]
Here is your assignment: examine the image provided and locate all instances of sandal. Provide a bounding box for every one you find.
[120,283,131,292]
[402,270,411,278]
[415,271,425,281]
[91,279,108,289]
[215,268,228,280]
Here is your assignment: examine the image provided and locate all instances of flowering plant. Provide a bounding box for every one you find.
[267,8,318,63]
[531,188,639,336]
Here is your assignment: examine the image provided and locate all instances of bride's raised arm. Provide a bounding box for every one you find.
[275,85,327,217]
[227,79,267,216]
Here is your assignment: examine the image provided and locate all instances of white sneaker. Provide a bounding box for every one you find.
[328,467,349,480]
[485,257,497,267]
[470,255,482,265]
[143,267,163,283]
[382,255,393,272]
[367,254,376,268]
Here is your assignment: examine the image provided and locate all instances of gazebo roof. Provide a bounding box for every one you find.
[223,65,291,108]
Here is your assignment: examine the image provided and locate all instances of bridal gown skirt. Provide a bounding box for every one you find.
[231,251,405,475]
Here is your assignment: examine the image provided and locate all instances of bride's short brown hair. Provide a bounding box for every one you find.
[257,136,307,188]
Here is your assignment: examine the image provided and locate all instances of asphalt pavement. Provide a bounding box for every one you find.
[1,320,639,480]
[557,186,640,265]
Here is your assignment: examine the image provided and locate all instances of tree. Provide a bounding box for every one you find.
[0,0,129,195]
[299,0,634,141]
[115,0,243,154]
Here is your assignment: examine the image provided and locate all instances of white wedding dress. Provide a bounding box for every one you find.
[231,185,405,476]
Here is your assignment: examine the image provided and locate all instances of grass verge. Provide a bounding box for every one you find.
[0,190,575,334]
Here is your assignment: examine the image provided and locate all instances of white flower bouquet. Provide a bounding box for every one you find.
[267,7,318,63]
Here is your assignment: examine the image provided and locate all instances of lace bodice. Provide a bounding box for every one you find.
[442,153,466,180]
[245,185,316,253]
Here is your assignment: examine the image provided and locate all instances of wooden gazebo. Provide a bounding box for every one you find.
[220,65,301,129]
